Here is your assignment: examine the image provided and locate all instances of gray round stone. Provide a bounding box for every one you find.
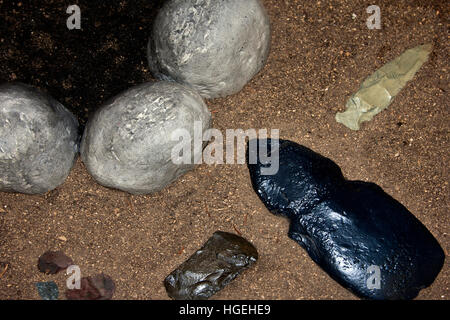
[148,0,271,99]
[0,82,79,194]
[80,81,211,195]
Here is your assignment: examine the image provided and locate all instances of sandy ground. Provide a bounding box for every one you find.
[0,0,448,300]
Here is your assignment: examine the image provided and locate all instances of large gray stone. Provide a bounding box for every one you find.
[80,81,211,195]
[148,0,271,99]
[0,82,79,194]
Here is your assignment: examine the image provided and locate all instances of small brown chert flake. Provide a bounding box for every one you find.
[37,251,74,275]
[65,273,115,300]
[164,231,258,300]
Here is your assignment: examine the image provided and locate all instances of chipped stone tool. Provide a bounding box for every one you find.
[336,44,432,130]
[164,231,258,300]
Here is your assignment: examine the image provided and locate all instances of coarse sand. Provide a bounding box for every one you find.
[0,0,448,300]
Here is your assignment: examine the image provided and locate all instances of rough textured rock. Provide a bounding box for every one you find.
[80,81,211,195]
[148,0,271,99]
[164,231,258,300]
[247,139,444,300]
[0,82,79,194]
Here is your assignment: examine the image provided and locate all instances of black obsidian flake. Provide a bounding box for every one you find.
[247,139,444,300]
[164,231,258,300]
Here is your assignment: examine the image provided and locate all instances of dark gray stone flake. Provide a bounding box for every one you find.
[165,231,258,300]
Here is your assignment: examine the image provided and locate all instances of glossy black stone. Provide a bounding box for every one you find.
[247,139,444,300]
[164,231,258,300]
